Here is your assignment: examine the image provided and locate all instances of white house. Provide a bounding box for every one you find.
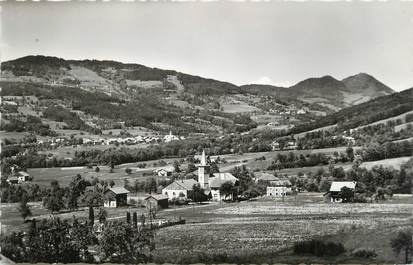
[267,186,291,197]
[271,141,280,151]
[267,179,292,197]
[209,173,238,201]
[163,131,180,143]
[16,171,30,182]
[154,165,175,177]
[328,181,357,202]
[162,179,198,200]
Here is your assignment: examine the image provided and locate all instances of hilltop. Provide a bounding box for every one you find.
[0,55,398,136]
[292,87,413,134]
[242,73,394,112]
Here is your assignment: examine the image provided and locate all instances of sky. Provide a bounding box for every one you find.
[1,1,413,91]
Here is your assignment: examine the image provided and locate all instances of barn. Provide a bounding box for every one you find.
[104,187,130,208]
[145,194,169,210]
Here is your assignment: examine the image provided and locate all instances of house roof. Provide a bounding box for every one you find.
[154,165,174,173]
[270,179,292,187]
[145,194,169,201]
[163,179,198,191]
[107,186,130,194]
[329,181,357,192]
[17,171,30,177]
[209,173,238,188]
[255,172,279,182]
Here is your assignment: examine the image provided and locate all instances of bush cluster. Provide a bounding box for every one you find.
[293,239,345,257]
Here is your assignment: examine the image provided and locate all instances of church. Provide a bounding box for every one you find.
[162,150,238,201]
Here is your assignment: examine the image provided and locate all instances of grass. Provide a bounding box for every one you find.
[27,165,164,187]
[360,156,413,170]
[152,193,412,263]
[37,143,150,159]
[28,146,361,188]
[1,192,411,263]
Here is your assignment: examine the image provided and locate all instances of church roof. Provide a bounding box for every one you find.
[209,173,238,188]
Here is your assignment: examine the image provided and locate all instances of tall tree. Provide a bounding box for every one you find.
[126,212,131,224]
[98,221,155,263]
[132,212,138,228]
[219,181,236,201]
[88,206,94,225]
[98,207,107,224]
[18,195,32,222]
[44,181,64,213]
[391,230,412,264]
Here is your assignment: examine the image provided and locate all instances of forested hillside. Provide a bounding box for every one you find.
[292,87,413,134]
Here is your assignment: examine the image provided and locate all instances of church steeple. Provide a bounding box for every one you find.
[200,149,207,166]
[198,149,210,189]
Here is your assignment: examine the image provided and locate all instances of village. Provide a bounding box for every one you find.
[2,143,412,264]
[1,2,413,262]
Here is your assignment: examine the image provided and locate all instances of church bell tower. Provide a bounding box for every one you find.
[197,150,210,189]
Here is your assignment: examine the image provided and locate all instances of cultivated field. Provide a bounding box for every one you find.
[153,193,413,263]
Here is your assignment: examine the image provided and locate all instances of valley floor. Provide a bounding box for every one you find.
[152,193,412,264]
[1,193,411,263]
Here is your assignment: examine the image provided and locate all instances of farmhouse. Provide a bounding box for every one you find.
[284,140,297,150]
[267,179,292,197]
[16,171,31,182]
[145,194,169,210]
[267,186,291,197]
[7,176,20,184]
[7,171,31,184]
[209,173,238,201]
[162,179,198,200]
[327,181,357,202]
[271,141,280,151]
[154,165,175,177]
[104,186,130,207]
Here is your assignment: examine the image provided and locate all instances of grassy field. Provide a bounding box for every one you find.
[153,193,413,264]
[27,164,168,188]
[360,156,412,170]
[27,146,361,188]
[37,143,151,159]
[1,193,411,263]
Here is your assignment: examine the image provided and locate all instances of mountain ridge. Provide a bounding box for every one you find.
[1,55,398,113]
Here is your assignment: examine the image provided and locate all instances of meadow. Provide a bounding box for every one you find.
[153,193,413,264]
[26,146,364,188]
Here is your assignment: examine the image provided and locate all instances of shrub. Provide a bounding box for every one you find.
[353,193,368,203]
[293,239,345,257]
[352,248,377,259]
